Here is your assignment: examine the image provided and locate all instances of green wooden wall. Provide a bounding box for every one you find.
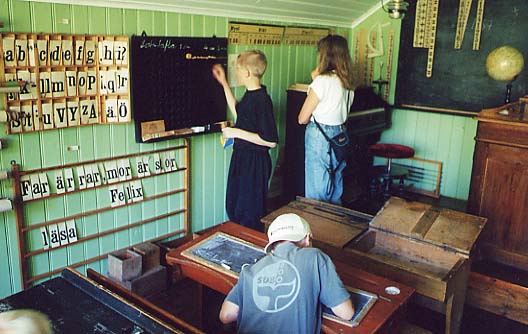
[0,0,345,297]
[0,0,477,299]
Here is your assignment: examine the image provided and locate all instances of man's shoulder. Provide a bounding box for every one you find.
[297,246,331,260]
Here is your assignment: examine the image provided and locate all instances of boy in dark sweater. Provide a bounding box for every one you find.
[212,50,278,231]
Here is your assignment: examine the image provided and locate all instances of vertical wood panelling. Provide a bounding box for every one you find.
[0,1,10,296]
[380,109,477,199]
[0,0,342,297]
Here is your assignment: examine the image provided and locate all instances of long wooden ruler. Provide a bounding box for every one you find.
[413,0,428,47]
[367,30,376,85]
[354,32,362,83]
[454,0,472,49]
[425,0,439,78]
[357,29,369,86]
[383,29,395,101]
[473,0,485,50]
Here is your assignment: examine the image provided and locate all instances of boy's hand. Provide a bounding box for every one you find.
[212,64,228,86]
[222,127,237,139]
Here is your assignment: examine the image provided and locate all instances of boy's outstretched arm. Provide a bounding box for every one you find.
[222,127,277,148]
[219,300,239,324]
[212,64,238,119]
[331,298,355,321]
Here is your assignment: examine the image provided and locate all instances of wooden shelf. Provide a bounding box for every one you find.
[11,141,191,289]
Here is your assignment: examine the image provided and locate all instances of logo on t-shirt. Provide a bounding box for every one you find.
[252,260,300,313]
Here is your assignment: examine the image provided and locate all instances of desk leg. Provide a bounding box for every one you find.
[197,283,204,328]
[444,261,470,334]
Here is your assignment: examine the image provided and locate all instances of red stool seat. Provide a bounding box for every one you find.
[368,143,415,159]
[368,143,415,200]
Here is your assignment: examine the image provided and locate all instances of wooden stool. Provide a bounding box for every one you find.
[368,143,415,199]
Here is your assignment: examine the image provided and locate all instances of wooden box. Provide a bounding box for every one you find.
[108,249,142,282]
[132,242,161,272]
[339,198,485,334]
[111,265,168,298]
[347,197,486,300]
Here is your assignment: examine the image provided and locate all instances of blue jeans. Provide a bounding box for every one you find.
[304,122,346,205]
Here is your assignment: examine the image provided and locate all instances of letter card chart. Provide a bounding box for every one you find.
[131,35,228,143]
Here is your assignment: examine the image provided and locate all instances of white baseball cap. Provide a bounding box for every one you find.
[264,213,311,253]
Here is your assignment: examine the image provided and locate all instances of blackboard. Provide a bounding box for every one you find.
[395,0,527,115]
[322,287,378,327]
[131,34,228,142]
[182,232,266,277]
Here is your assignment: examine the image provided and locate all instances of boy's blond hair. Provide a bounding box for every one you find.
[0,309,52,334]
[237,50,267,78]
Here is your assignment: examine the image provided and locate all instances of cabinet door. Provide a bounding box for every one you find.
[476,144,528,254]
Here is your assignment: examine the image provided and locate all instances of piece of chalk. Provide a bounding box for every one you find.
[220,262,231,270]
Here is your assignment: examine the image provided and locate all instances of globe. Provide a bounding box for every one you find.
[485,46,524,82]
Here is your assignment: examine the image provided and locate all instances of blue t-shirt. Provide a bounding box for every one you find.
[226,242,350,334]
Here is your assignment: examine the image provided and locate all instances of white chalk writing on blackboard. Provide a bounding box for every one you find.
[139,39,191,51]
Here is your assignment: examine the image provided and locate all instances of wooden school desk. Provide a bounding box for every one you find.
[166,222,414,334]
[0,267,200,334]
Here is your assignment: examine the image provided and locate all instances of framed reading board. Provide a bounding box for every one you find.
[181,232,266,278]
[395,0,528,115]
[131,34,228,142]
[322,287,378,328]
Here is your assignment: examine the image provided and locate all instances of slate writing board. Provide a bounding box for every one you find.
[322,286,378,327]
[0,268,176,334]
[182,232,266,277]
[131,35,228,142]
[395,0,528,115]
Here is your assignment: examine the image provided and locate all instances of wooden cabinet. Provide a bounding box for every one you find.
[468,103,528,270]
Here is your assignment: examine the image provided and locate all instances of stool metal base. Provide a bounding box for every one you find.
[369,165,409,200]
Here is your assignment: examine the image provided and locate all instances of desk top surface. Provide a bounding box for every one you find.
[166,222,414,334]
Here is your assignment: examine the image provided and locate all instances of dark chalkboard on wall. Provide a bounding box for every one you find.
[395,0,527,115]
[131,35,228,142]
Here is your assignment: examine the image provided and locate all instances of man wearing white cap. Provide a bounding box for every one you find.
[219,213,354,333]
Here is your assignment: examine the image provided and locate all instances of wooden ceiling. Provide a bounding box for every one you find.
[24,0,385,27]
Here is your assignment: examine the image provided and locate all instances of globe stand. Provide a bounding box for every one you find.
[504,75,519,104]
[505,82,513,104]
